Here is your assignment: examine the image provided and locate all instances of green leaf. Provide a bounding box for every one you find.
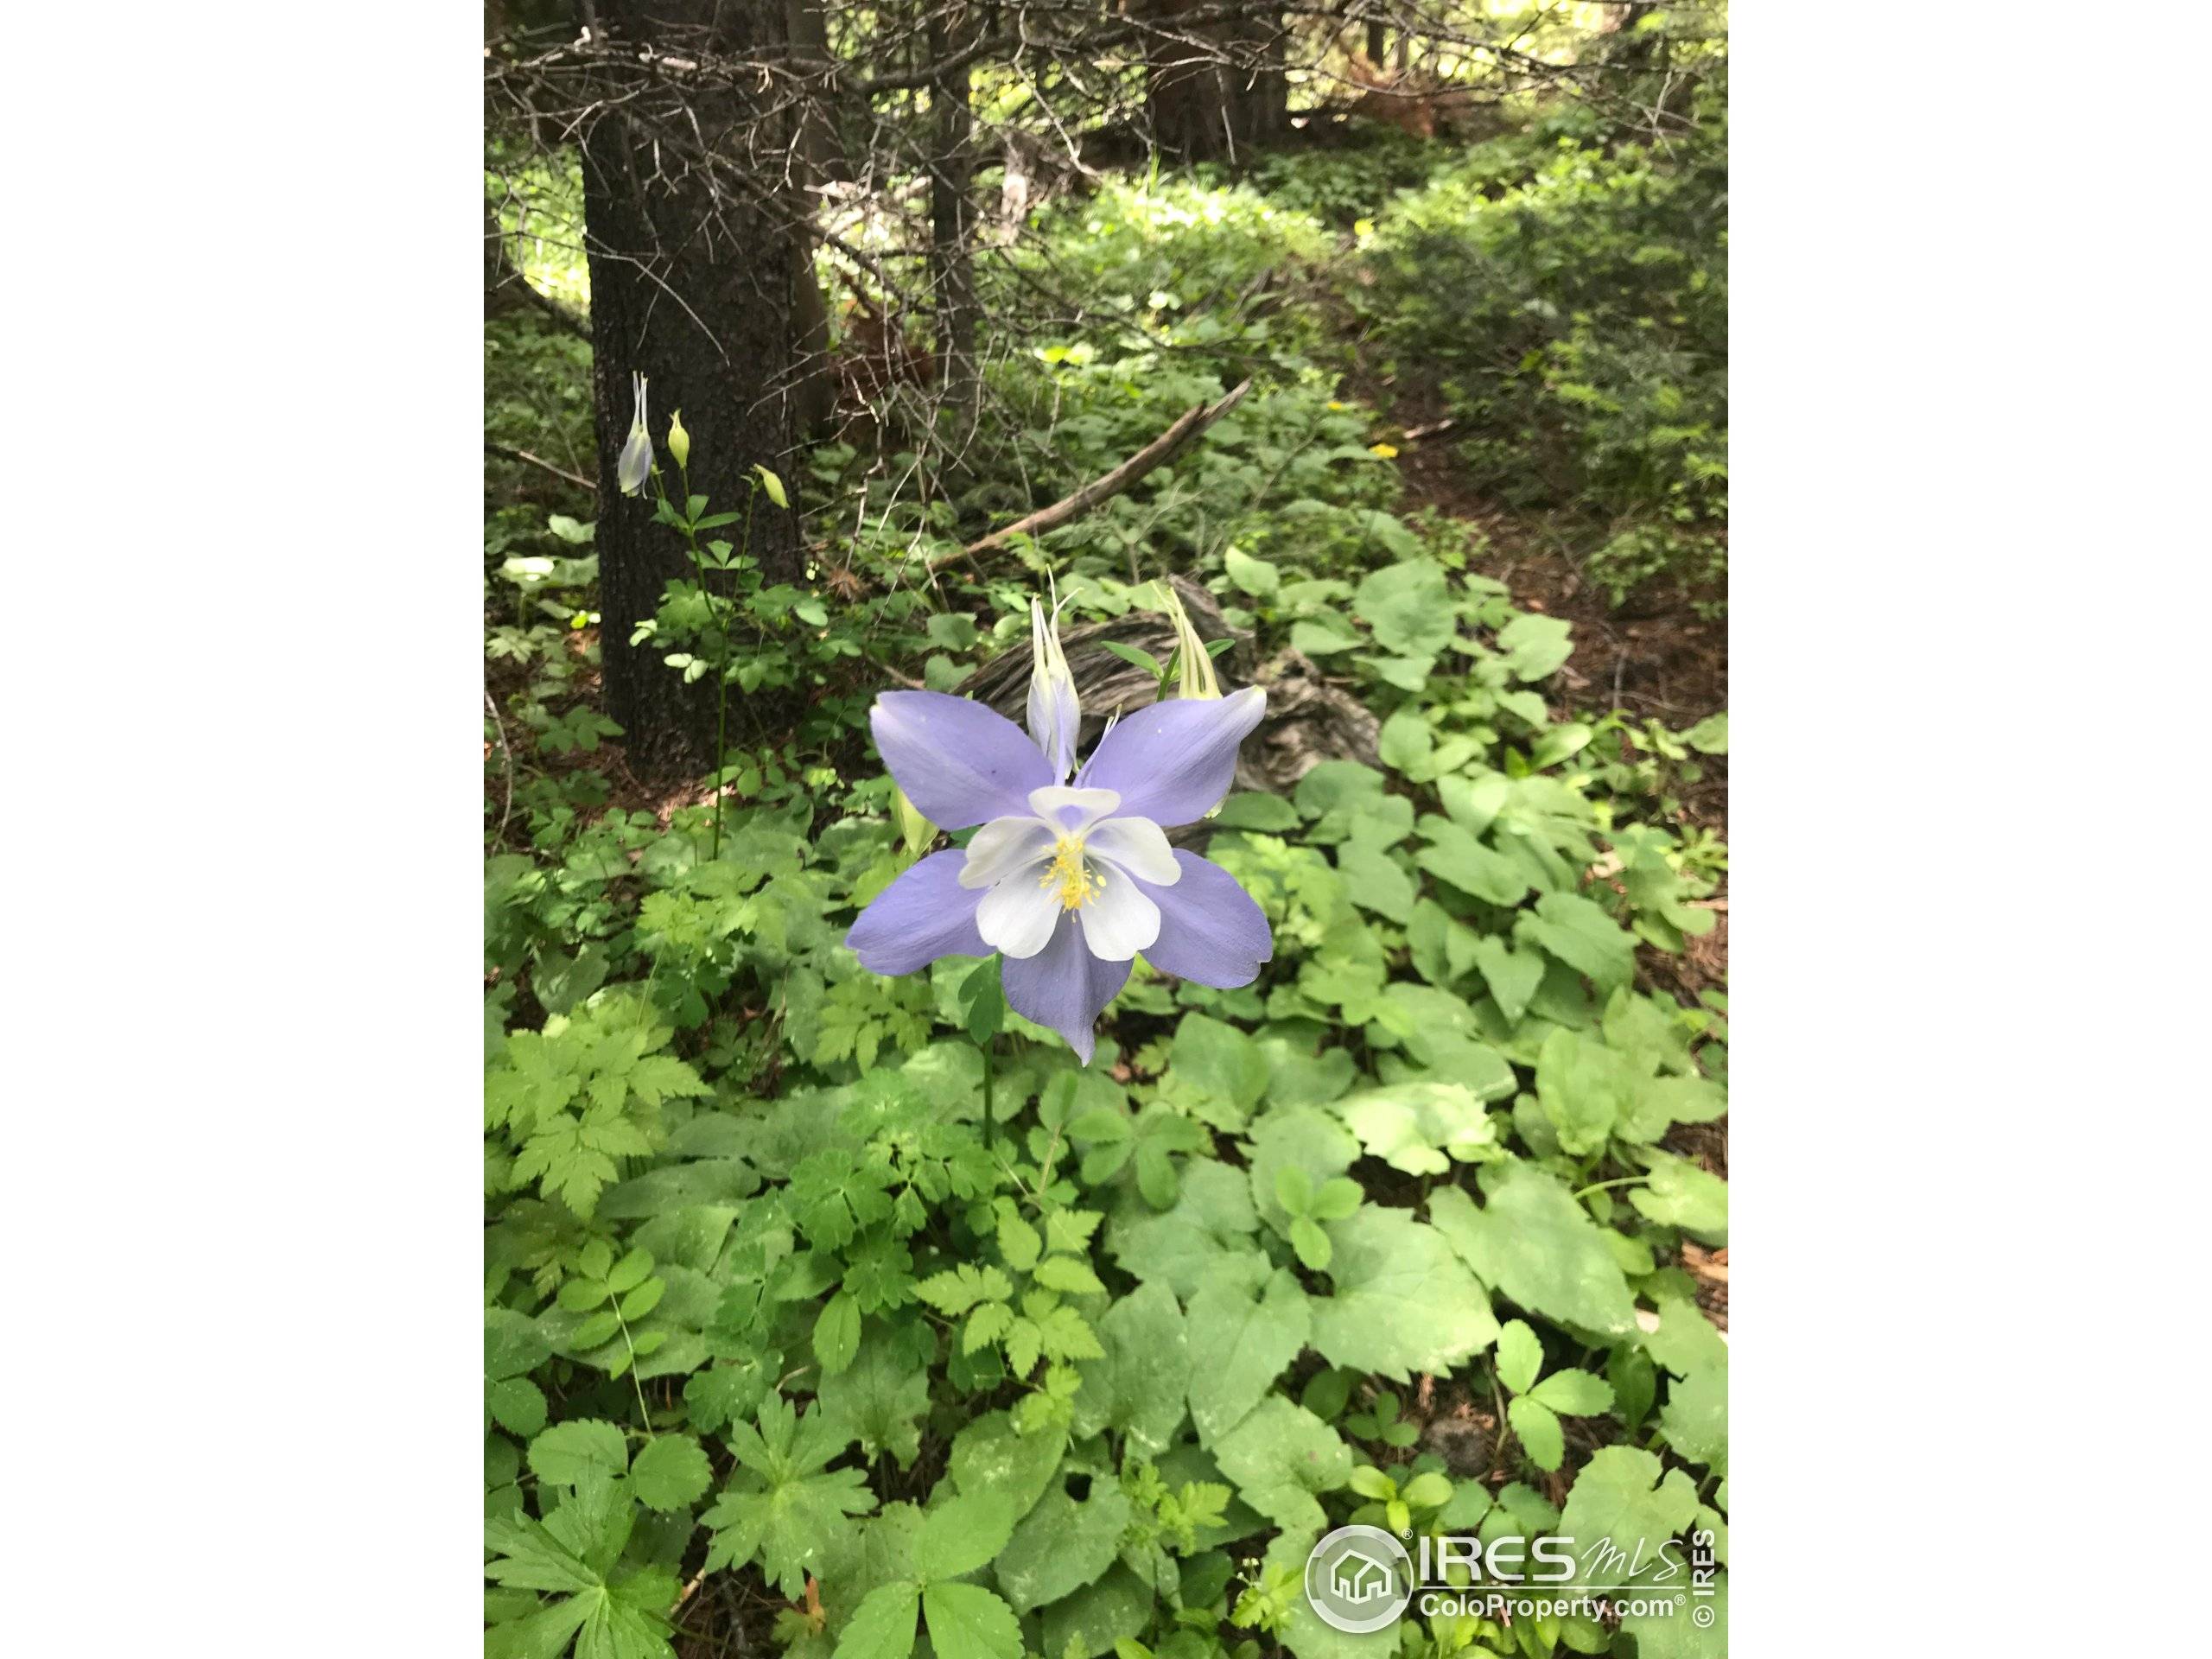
[1337,842,1415,923]
[1333,1081,1501,1176]
[818,1332,932,1468]
[529,1420,629,1488]
[1471,938,1544,1026]
[959,958,1006,1045]
[815,1292,863,1375]
[1506,1395,1565,1471]
[1428,1167,1638,1339]
[1098,639,1166,679]
[947,1411,1068,1520]
[1071,1280,1190,1454]
[1354,559,1456,658]
[1628,1152,1729,1243]
[1309,1208,1498,1380]
[1032,1255,1107,1296]
[1620,1571,1725,1659]
[1529,1370,1615,1416]
[1497,613,1573,680]
[1186,1255,1313,1444]
[1415,820,1529,907]
[1516,892,1637,992]
[914,1491,1019,1582]
[1246,1106,1359,1235]
[1224,547,1281,598]
[1211,1398,1351,1535]
[630,1434,712,1513]
[1535,1028,1636,1158]
[836,1582,922,1659]
[1164,1014,1269,1129]
[1658,1363,1728,1469]
[1557,1447,1700,1592]
[1211,791,1300,832]
[1494,1319,1543,1395]
[702,1399,875,1593]
[1039,1563,1154,1659]
[994,1480,1135,1611]
[1288,1217,1332,1270]
[1107,1160,1257,1297]
[489,1376,549,1439]
[921,1582,1024,1659]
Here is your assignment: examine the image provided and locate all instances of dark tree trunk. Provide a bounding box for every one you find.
[928,3,980,443]
[1146,2,1287,163]
[575,0,806,772]
[786,0,842,437]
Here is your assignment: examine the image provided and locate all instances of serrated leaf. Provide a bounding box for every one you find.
[630,1434,712,1512]
[1211,1398,1351,1535]
[913,1491,1018,1581]
[489,1376,549,1439]
[835,1582,921,1659]
[1530,1370,1615,1416]
[1628,1152,1729,1243]
[1309,1208,1498,1381]
[1186,1256,1311,1444]
[994,1480,1134,1611]
[1428,1168,1637,1339]
[921,1582,1023,1659]
[819,1332,932,1469]
[1506,1395,1565,1471]
[996,1210,1044,1274]
[1557,1446,1700,1592]
[529,1420,629,1487]
[1495,1319,1543,1395]
[1032,1255,1106,1296]
[1070,1280,1190,1454]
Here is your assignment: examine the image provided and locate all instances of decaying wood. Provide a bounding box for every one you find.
[958,581,1382,823]
[931,378,1253,571]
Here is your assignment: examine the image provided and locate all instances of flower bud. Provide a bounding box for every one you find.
[616,372,653,496]
[1026,582,1081,782]
[1161,584,1223,700]
[666,408,690,472]
[892,783,935,858]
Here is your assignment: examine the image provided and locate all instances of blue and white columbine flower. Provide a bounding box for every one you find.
[847,602,1272,1063]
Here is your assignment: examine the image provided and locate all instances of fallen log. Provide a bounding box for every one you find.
[930,378,1252,572]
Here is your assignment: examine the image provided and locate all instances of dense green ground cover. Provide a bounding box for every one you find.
[486,93,1730,1659]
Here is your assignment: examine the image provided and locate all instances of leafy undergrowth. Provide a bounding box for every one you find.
[486,76,1730,1659]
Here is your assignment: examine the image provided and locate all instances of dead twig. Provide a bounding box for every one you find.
[486,439,597,493]
[931,378,1252,571]
[485,690,516,842]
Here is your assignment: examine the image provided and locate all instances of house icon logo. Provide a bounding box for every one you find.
[1305,1525,1414,1633]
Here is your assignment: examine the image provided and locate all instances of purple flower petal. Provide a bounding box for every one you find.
[1134,850,1273,988]
[1073,687,1266,827]
[1001,911,1132,1065]
[845,849,988,974]
[872,692,1054,830]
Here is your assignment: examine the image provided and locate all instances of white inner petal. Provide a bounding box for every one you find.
[959,816,1056,890]
[1077,861,1161,961]
[976,875,1064,959]
[1084,816,1179,887]
[1027,785,1121,836]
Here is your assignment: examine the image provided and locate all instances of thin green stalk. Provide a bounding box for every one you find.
[979,1033,994,1152]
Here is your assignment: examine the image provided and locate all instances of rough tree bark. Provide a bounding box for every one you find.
[1146,1,1288,163]
[575,0,807,772]
[927,3,980,443]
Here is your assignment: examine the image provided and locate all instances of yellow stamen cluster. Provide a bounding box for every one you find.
[1038,836,1104,912]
